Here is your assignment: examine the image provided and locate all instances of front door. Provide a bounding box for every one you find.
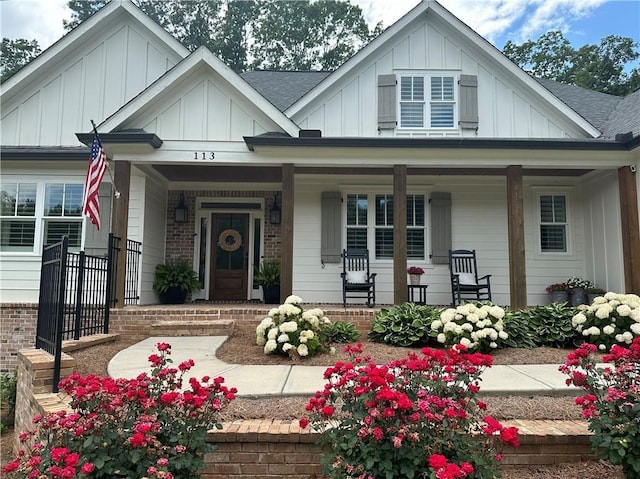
[210,213,249,300]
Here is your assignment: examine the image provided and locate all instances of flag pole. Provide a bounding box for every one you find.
[90,120,121,198]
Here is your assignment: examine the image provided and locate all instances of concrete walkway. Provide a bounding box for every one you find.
[108,336,578,397]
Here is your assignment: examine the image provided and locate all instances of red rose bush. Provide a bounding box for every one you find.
[3,342,236,479]
[300,343,519,479]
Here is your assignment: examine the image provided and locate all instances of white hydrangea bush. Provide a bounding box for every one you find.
[571,292,640,351]
[256,295,332,358]
[431,302,509,352]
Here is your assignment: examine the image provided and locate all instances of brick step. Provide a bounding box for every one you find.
[150,319,235,336]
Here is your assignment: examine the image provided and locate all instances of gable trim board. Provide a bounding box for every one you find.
[285,0,601,139]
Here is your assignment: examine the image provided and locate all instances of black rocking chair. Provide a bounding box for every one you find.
[341,249,376,307]
[449,249,492,306]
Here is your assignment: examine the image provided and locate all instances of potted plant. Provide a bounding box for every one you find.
[153,259,201,304]
[566,277,594,306]
[585,287,606,304]
[255,260,280,304]
[545,282,569,303]
[407,266,425,285]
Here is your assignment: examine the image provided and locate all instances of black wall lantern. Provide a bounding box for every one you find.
[175,192,188,223]
[270,193,281,225]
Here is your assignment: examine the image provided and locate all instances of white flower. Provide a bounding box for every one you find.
[617,305,632,317]
[489,306,505,319]
[282,343,294,352]
[486,328,498,341]
[604,292,617,301]
[277,333,290,343]
[494,320,504,332]
[297,343,309,356]
[437,333,446,344]
[285,295,303,305]
[256,334,266,346]
[431,320,443,331]
[279,303,300,317]
[444,322,457,333]
[460,338,472,347]
[267,327,278,340]
[467,313,479,323]
[477,306,489,319]
[599,344,606,351]
[595,307,611,320]
[498,330,509,340]
[470,332,478,341]
[264,339,277,354]
[303,330,315,339]
[602,325,615,335]
[323,317,331,324]
[307,308,325,318]
[268,308,279,317]
[593,296,607,305]
[489,342,498,349]
[572,313,587,326]
[616,334,625,342]
[279,321,298,333]
[329,347,336,355]
[631,323,640,335]
[461,322,473,332]
[622,331,633,342]
[441,309,456,322]
[455,314,463,321]
[588,327,601,336]
[475,329,486,339]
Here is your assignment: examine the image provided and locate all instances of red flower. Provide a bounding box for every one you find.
[321,405,335,417]
[299,417,309,429]
[428,454,448,469]
[80,463,95,474]
[500,427,520,448]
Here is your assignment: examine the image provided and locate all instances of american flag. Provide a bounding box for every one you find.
[82,131,108,230]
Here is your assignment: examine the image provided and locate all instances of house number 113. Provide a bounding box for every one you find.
[194,152,215,160]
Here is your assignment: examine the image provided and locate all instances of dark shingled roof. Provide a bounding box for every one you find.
[535,78,622,131]
[240,70,331,112]
[600,89,640,139]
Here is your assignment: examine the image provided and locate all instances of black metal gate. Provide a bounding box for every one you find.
[36,234,141,392]
[36,237,68,393]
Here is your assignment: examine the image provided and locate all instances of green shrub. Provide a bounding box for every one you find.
[511,303,580,348]
[369,303,443,347]
[0,369,18,433]
[326,321,360,343]
[501,312,538,349]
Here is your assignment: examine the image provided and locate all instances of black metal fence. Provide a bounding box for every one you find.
[36,234,142,392]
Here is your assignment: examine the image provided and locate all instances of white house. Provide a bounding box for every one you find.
[1,0,639,310]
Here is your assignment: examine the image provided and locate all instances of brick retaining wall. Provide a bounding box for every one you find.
[1,304,38,372]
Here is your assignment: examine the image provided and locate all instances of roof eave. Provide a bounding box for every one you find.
[75,131,163,149]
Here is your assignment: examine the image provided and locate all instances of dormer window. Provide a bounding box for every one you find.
[399,74,456,129]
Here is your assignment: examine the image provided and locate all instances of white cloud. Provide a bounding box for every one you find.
[0,0,71,49]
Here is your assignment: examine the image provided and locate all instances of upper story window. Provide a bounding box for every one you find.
[539,194,568,253]
[399,74,456,129]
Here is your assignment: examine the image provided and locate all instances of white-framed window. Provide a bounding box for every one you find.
[0,180,85,253]
[538,193,568,253]
[345,193,427,261]
[399,73,456,129]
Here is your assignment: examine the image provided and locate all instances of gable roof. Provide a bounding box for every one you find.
[284,0,601,138]
[600,89,640,139]
[0,0,188,100]
[241,71,332,112]
[98,47,300,137]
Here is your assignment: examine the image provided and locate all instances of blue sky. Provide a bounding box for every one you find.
[1,0,639,70]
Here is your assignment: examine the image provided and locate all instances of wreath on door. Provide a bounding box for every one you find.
[218,229,242,252]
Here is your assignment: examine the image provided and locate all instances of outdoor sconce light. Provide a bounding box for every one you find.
[175,192,188,223]
[270,193,281,225]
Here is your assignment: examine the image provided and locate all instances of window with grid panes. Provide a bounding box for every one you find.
[346,194,368,249]
[407,195,425,259]
[43,183,84,249]
[539,194,567,252]
[375,194,394,258]
[0,182,37,252]
[399,74,456,129]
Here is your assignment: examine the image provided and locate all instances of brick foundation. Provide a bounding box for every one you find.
[1,304,38,372]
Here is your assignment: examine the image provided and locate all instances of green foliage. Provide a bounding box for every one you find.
[0,38,41,83]
[509,303,580,348]
[152,258,201,294]
[0,369,17,433]
[326,320,360,343]
[254,260,280,287]
[63,1,107,31]
[369,303,442,347]
[503,30,640,96]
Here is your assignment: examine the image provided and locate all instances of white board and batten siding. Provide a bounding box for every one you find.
[140,172,168,304]
[292,15,586,140]
[1,22,182,147]
[119,68,281,142]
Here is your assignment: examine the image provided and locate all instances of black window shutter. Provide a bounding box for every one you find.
[430,192,452,264]
[321,191,342,263]
[378,74,397,130]
[458,74,478,130]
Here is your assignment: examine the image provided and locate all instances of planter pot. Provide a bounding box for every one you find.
[549,290,569,303]
[569,288,587,306]
[409,274,422,285]
[159,286,188,304]
[587,293,601,304]
[262,285,281,304]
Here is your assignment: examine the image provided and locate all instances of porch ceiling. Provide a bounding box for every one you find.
[152,164,592,182]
